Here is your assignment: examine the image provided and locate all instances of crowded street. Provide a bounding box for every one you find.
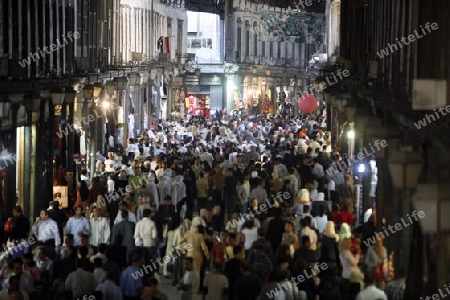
[0,0,449,299]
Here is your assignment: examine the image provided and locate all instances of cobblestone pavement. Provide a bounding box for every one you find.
[160,275,180,299]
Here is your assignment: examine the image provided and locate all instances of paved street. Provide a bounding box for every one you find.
[160,275,180,299]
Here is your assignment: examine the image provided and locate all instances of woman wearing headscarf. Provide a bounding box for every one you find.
[338,222,352,242]
[182,217,210,277]
[339,238,361,299]
[170,219,192,286]
[321,221,340,262]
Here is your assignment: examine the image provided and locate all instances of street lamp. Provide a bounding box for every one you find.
[105,81,116,97]
[83,85,95,100]
[93,83,104,100]
[23,91,42,113]
[50,88,65,113]
[113,77,128,90]
[64,87,76,105]
[387,147,423,189]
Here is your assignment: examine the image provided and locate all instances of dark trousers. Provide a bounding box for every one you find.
[141,246,157,265]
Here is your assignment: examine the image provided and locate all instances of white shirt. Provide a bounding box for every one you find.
[107,179,115,193]
[32,218,61,246]
[104,159,115,172]
[229,152,238,165]
[300,226,318,250]
[127,143,138,154]
[339,250,361,279]
[356,285,387,300]
[241,227,259,250]
[310,189,318,201]
[89,217,111,246]
[134,217,157,247]
[180,269,200,300]
[314,215,328,234]
[81,174,91,188]
[312,163,324,178]
[114,210,136,225]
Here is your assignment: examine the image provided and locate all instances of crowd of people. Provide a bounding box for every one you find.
[0,110,405,300]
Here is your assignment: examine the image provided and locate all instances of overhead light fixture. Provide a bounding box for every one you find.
[50,88,65,107]
[93,83,104,99]
[23,91,42,112]
[64,87,77,105]
[83,84,95,100]
[113,77,128,90]
[105,81,116,97]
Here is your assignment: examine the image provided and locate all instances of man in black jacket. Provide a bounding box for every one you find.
[48,201,66,240]
[10,206,30,242]
[266,208,285,253]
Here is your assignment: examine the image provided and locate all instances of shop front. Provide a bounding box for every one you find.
[185,86,211,117]
[184,73,224,117]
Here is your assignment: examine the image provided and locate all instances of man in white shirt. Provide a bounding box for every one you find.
[65,206,91,246]
[356,273,387,300]
[299,217,317,251]
[228,149,238,165]
[89,207,110,247]
[114,201,137,225]
[311,158,324,179]
[178,257,200,300]
[107,175,115,193]
[134,209,157,263]
[199,150,213,169]
[80,169,92,188]
[32,209,61,259]
[104,153,116,173]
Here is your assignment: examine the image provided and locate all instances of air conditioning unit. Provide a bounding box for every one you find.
[412,79,447,110]
[368,61,378,78]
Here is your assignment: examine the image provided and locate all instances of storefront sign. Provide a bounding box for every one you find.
[172,77,184,87]
[186,86,210,93]
[199,74,222,85]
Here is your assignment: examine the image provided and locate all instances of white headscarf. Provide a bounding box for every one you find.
[324,221,339,241]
